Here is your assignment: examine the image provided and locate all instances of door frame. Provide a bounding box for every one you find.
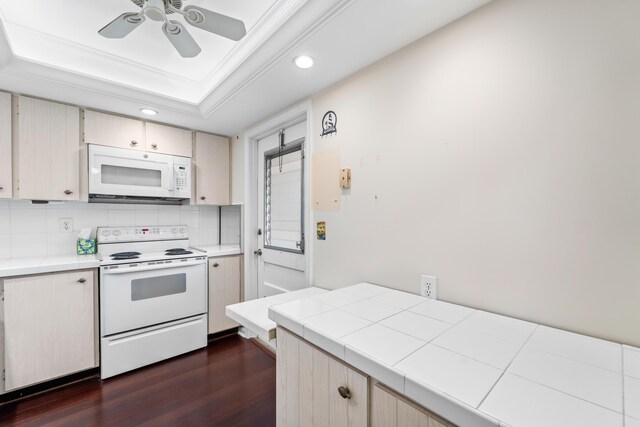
[242,100,313,301]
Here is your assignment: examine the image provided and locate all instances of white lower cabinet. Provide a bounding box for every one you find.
[277,327,368,427]
[1,270,98,392]
[372,383,453,427]
[277,327,456,427]
[208,255,242,334]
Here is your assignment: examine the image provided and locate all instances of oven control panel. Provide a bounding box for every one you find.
[97,225,188,243]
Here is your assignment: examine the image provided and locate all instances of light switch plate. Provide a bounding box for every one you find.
[59,218,73,233]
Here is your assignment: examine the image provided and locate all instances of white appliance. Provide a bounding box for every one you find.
[88,144,191,204]
[97,225,207,379]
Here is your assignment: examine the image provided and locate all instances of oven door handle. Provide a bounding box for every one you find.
[102,260,205,275]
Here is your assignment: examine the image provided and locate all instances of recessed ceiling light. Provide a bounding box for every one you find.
[140,108,158,116]
[293,55,314,69]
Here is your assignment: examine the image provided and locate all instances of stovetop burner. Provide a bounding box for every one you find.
[111,255,141,260]
[111,252,142,257]
[110,252,142,260]
[165,250,193,256]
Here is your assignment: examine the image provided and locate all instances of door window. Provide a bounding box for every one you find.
[264,142,304,253]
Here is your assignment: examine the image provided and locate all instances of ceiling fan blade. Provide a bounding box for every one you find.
[99,12,145,39]
[182,6,246,41]
[162,20,202,58]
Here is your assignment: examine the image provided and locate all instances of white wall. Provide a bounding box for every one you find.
[0,200,222,258]
[310,0,640,346]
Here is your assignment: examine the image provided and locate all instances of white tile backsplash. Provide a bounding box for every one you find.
[0,201,235,258]
[11,208,47,233]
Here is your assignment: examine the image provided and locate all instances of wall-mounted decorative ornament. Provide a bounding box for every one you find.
[317,221,326,240]
[321,111,337,136]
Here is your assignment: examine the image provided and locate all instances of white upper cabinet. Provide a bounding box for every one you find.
[83,110,146,151]
[0,92,11,199]
[145,122,192,157]
[13,96,80,201]
[194,132,230,205]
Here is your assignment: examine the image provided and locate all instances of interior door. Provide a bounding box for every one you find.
[257,121,307,298]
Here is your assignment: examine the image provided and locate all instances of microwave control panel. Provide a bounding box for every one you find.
[172,158,191,198]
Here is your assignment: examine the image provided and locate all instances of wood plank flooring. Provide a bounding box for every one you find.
[0,335,276,427]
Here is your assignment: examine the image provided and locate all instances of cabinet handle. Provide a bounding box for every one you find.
[212,263,219,267]
[338,386,351,399]
[200,196,206,200]
[151,143,158,149]
[77,278,86,284]
[64,190,73,195]
[0,186,3,190]
[131,140,139,146]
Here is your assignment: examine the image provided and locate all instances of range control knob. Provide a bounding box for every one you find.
[179,228,186,234]
[101,230,110,237]
[113,230,121,237]
[171,228,177,234]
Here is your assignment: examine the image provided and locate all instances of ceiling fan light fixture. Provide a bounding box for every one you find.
[140,108,158,116]
[143,0,166,21]
[293,55,314,69]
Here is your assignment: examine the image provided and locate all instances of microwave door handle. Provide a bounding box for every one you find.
[102,260,203,275]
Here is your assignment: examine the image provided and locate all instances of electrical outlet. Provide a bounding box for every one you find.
[59,218,73,233]
[420,275,438,300]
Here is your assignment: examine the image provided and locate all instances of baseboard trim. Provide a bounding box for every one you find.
[0,368,100,406]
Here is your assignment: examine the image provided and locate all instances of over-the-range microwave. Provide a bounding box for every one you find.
[88,144,191,205]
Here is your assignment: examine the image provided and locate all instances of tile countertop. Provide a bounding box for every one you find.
[0,254,101,278]
[192,245,242,258]
[268,283,637,427]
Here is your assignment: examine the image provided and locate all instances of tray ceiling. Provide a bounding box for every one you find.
[0,0,492,135]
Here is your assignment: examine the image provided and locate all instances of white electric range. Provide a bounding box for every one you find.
[97,225,208,379]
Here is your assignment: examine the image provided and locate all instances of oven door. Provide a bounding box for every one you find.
[100,258,207,336]
[89,144,174,198]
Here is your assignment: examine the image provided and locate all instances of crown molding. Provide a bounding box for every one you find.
[198,0,356,118]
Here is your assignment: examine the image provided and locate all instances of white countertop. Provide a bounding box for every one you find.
[192,244,242,258]
[266,283,638,427]
[226,287,329,342]
[0,254,101,278]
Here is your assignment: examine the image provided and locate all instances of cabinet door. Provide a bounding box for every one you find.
[0,92,11,199]
[208,255,241,334]
[83,110,145,151]
[145,122,192,157]
[14,96,80,201]
[277,327,369,427]
[372,384,454,427]
[3,270,97,391]
[194,132,230,205]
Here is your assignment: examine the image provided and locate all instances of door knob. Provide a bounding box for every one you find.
[200,196,206,200]
[212,263,219,267]
[64,190,73,195]
[338,386,351,399]
[77,278,86,284]
[254,249,262,256]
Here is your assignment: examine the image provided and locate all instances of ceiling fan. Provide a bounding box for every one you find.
[99,0,247,58]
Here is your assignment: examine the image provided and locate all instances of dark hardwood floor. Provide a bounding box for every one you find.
[0,335,276,427]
